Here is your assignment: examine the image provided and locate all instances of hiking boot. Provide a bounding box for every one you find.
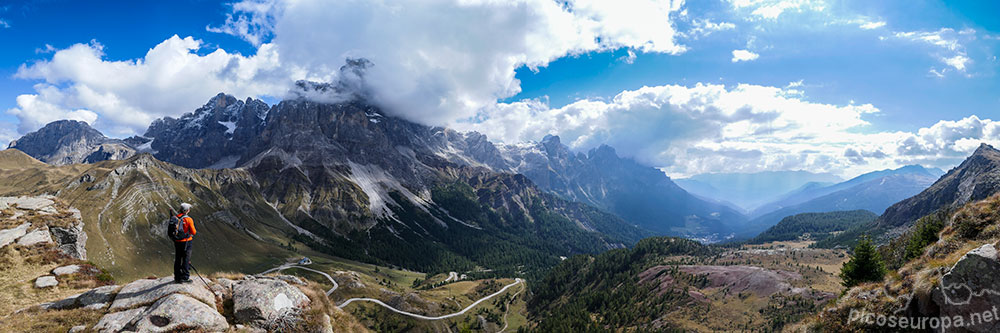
[175,278,193,284]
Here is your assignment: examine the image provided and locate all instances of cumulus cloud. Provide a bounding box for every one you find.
[8,36,288,136]
[209,0,689,126]
[458,81,1000,178]
[731,49,760,62]
[458,82,888,176]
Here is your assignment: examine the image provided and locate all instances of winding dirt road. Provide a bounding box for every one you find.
[262,263,524,321]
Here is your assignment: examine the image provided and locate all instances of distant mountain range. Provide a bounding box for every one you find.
[7,75,746,241]
[675,170,842,212]
[739,165,942,236]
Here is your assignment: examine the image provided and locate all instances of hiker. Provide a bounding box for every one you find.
[173,203,196,283]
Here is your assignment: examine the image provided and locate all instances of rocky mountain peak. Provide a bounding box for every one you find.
[878,142,1000,229]
[7,120,137,165]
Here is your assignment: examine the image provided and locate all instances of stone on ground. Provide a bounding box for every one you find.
[52,264,81,276]
[34,275,58,288]
[109,277,216,311]
[68,325,87,333]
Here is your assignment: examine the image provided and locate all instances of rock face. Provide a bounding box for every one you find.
[126,293,229,332]
[144,93,269,169]
[930,243,1000,333]
[494,136,746,238]
[6,120,137,165]
[233,277,311,328]
[50,221,87,260]
[879,144,1000,229]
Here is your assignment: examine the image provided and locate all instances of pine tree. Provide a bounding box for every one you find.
[839,235,887,287]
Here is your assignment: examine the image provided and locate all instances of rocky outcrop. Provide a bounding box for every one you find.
[0,222,30,248]
[50,221,87,260]
[93,307,147,332]
[43,274,320,332]
[126,293,230,332]
[43,284,120,310]
[17,226,52,246]
[233,276,311,328]
[109,277,216,311]
[0,196,88,259]
[879,144,1000,229]
[7,120,137,165]
[931,243,1000,333]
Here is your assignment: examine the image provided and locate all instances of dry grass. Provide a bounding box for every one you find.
[0,307,104,332]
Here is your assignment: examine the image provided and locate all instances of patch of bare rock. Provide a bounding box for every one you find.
[43,274,315,332]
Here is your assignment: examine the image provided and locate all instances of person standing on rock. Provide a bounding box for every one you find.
[172,203,197,284]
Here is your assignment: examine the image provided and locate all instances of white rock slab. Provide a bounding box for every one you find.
[16,227,52,246]
[0,222,30,248]
[35,275,58,288]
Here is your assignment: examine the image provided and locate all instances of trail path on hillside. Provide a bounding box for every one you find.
[263,263,523,321]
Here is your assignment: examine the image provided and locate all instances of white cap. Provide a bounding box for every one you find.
[180,202,193,212]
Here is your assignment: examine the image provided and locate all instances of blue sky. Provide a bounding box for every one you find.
[0,0,998,177]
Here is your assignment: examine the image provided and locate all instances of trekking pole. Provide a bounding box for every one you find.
[188,262,213,291]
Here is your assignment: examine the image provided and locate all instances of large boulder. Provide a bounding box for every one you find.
[233,276,311,328]
[931,243,1000,333]
[50,221,87,260]
[0,222,30,248]
[110,277,216,311]
[16,226,52,246]
[93,307,146,333]
[125,293,229,332]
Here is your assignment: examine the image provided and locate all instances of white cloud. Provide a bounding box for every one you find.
[0,18,9,28]
[891,28,977,74]
[731,49,760,62]
[943,54,970,71]
[458,82,1000,178]
[858,21,885,30]
[8,36,288,136]
[458,83,886,177]
[209,0,689,126]
[682,19,736,39]
[729,0,826,20]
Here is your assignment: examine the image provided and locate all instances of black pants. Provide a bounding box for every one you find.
[173,240,192,281]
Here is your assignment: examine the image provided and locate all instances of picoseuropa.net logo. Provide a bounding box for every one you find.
[847,278,1000,331]
[848,306,999,331]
